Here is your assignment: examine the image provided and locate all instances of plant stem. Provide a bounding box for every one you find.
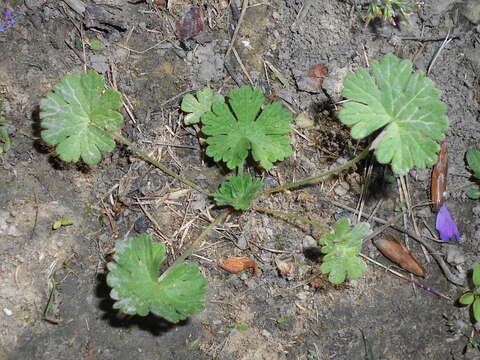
[158,209,230,281]
[113,132,212,197]
[260,144,371,196]
[252,206,329,233]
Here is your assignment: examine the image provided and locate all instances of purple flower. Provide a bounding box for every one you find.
[0,8,15,32]
[436,204,460,241]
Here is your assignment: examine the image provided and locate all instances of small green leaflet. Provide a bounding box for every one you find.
[466,149,480,179]
[214,173,262,210]
[202,86,293,170]
[0,99,10,153]
[339,54,448,175]
[40,71,124,165]
[319,218,371,284]
[466,149,480,199]
[106,233,207,322]
[181,88,224,125]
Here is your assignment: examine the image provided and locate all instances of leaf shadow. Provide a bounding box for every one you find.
[31,105,92,173]
[95,272,189,336]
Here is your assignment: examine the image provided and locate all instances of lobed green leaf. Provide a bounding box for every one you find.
[181,88,224,125]
[106,233,207,322]
[40,71,123,165]
[318,218,371,284]
[202,86,292,170]
[339,54,448,175]
[467,149,480,179]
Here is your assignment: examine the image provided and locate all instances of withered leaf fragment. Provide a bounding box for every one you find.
[219,257,257,275]
[431,140,448,210]
[373,233,426,277]
[176,7,205,41]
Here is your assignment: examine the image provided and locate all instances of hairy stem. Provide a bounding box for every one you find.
[252,206,329,233]
[159,209,230,281]
[260,144,371,196]
[114,133,212,197]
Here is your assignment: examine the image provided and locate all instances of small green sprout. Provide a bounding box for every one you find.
[88,38,104,52]
[466,149,480,199]
[365,0,417,25]
[0,98,10,153]
[318,218,371,284]
[52,216,74,230]
[213,173,262,210]
[227,322,249,330]
[459,264,480,323]
[275,316,287,324]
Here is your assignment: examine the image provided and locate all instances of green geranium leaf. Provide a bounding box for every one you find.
[202,86,293,170]
[466,149,480,179]
[319,218,371,284]
[474,299,480,323]
[339,54,448,175]
[459,292,475,305]
[214,173,262,210]
[106,233,207,323]
[181,88,224,125]
[0,99,10,153]
[467,188,480,200]
[40,71,124,165]
[473,264,480,287]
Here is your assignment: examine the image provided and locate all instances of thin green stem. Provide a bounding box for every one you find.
[260,144,371,196]
[252,206,329,234]
[159,209,230,281]
[113,132,212,197]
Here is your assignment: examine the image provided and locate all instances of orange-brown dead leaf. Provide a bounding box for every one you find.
[431,140,448,210]
[219,257,257,275]
[374,233,426,277]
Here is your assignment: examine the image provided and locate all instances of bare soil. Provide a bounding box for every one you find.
[1,0,480,359]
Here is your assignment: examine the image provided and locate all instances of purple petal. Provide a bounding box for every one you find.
[436,205,460,241]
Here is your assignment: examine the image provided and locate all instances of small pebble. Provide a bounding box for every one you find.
[3,308,13,316]
[303,235,317,249]
[134,216,151,233]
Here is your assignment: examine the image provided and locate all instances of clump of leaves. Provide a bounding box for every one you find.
[318,218,371,284]
[202,86,293,170]
[52,216,74,230]
[459,264,480,323]
[107,233,207,323]
[466,149,480,199]
[365,0,417,25]
[214,173,262,210]
[338,54,448,175]
[39,71,123,164]
[0,98,10,153]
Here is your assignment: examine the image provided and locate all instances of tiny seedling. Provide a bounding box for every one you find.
[226,322,249,330]
[52,216,74,230]
[275,316,287,324]
[466,149,480,199]
[318,218,372,284]
[459,264,480,323]
[0,98,10,153]
[365,0,417,25]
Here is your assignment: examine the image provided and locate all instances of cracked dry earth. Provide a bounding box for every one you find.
[1,0,480,359]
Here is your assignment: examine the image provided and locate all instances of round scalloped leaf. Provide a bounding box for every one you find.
[181,88,224,125]
[40,71,123,165]
[106,233,207,323]
[339,54,448,175]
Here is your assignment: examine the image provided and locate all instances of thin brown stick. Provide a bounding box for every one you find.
[226,0,248,58]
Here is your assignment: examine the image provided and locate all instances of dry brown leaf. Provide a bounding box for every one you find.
[374,233,426,277]
[274,258,293,276]
[431,140,448,210]
[219,257,257,275]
